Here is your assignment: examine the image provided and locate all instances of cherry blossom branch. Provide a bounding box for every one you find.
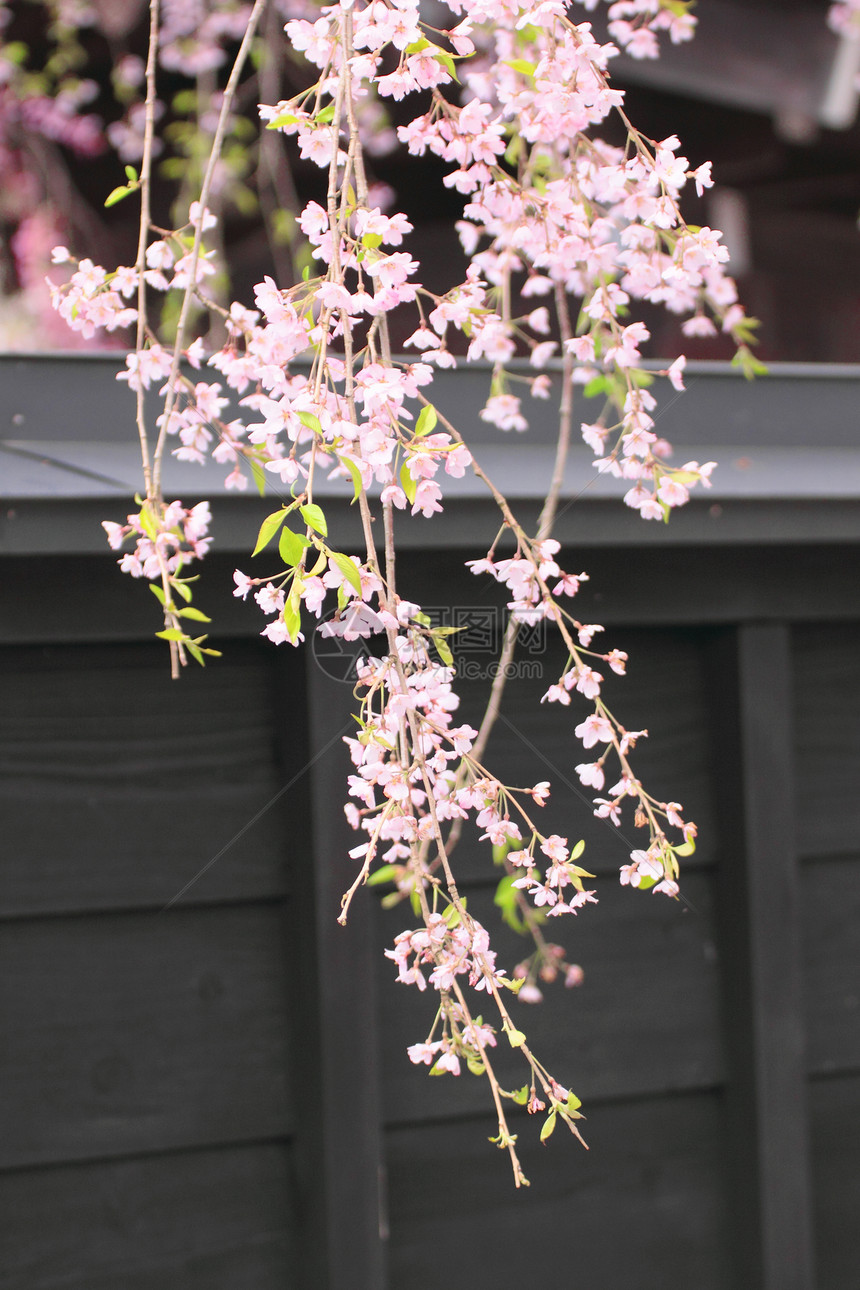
[152,0,268,498]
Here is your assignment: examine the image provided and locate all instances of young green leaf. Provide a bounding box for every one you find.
[504,58,536,76]
[415,404,438,437]
[279,525,310,566]
[433,634,453,666]
[339,455,364,502]
[330,550,363,595]
[177,606,211,622]
[104,184,133,208]
[582,375,609,399]
[399,462,417,505]
[265,111,299,130]
[138,505,159,541]
[249,457,267,498]
[366,864,401,887]
[494,872,526,933]
[433,49,459,81]
[540,1111,557,1142]
[282,592,302,644]
[300,502,327,536]
[492,839,512,866]
[298,410,322,434]
[252,507,287,557]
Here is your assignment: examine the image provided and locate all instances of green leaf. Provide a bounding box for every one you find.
[674,838,696,857]
[361,232,383,250]
[540,1111,557,1142]
[149,583,166,606]
[282,592,302,643]
[495,872,526,933]
[340,455,364,502]
[177,606,211,623]
[494,872,518,914]
[399,462,417,506]
[249,457,267,498]
[504,58,536,76]
[442,901,463,929]
[315,102,336,125]
[566,1091,582,1113]
[307,547,328,577]
[298,410,322,434]
[124,165,138,183]
[583,375,609,399]
[492,840,512,866]
[185,641,205,666]
[414,404,438,437]
[434,635,453,666]
[279,525,310,566]
[252,507,287,557]
[156,628,186,642]
[466,1057,485,1077]
[367,864,400,887]
[512,1085,529,1105]
[300,503,327,536]
[506,1027,526,1049]
[139,505,160,542]
[265,111,299,130]
[672,470,705,485]
[171,579,193,603]
[330,550,363,595]
[570,839,585,861]
[104,184,134,208]
[433,49,459,81]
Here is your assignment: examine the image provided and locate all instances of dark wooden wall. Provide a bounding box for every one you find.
[2,545,859,1289]
[0,641,301,1288]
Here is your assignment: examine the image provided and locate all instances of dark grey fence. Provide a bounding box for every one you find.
[1,358,858,1288]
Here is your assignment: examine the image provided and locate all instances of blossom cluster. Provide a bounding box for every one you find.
[42,0,754,1179]
[102,499,212,578]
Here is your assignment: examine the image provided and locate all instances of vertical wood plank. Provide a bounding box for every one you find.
[282,653,387,1290]
[712,624,814,1290]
